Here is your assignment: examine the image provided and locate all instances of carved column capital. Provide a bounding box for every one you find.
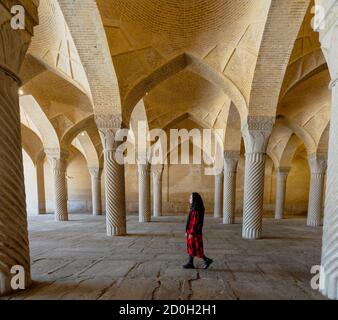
[89,167,102,180]
[308,154,328,175]
[95,114,122,129]
[96,115,122,151]
[151,165,164,178]
[214,170,224,180]
[45,148,69,158]
[47,150,69,174]
[224,151,240,173]
[136,149,150,165]
[242,116,274,154]
[224,150,240,159]
[138,163,150,177]
[276,167,291,180]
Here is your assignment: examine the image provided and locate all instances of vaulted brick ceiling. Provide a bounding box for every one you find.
[19,0,332,166]
[97,0,270,127]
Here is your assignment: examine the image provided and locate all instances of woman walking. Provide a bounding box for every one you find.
[183,192,213,270]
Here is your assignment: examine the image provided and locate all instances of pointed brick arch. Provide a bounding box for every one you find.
[21,124,44,165]
[57,0,121,116]
[278,116,317,155]
[61,115,95,148]
[247,0,310,118]
[123,53,248,126]
[317,122,330,155]
[20,95,60,153]
[279,134,304,168]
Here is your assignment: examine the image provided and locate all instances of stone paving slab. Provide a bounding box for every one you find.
[1,214,327,300]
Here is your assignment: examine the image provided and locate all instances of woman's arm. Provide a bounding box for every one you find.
[186,210,200,235]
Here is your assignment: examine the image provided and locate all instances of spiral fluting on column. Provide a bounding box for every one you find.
[104,150,126,236]
[214,172,224,218]
[307,156,327,227]
[97,117,127,237]
[36,155,47,215]
[307,173,325,227]
[241,117,274,240]
[138,163,151,222]
[274,168,290,220]
[0,73,31,296]
[242,153,266,239]
[89,168,102,216]
[152,165,163,217]
[320,83,338,299]
[50,156,68,222]
[223,153,239,225]
[223,171,237,224]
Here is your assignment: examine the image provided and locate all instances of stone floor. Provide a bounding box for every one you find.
[2,214,326,300]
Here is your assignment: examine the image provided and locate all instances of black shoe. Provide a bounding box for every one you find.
[183,262,195,269]
[203,258,213,270]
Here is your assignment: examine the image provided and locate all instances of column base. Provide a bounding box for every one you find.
[139,216,151,223]
[223,216,235,225]
[320,274,338,300]
[307,219,321,227]
[107,225,126,236]
[55,215,68,222]
[242,228,262,240]
[320,289,335,300]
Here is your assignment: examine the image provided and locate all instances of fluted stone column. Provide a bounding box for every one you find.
[315,4,338,299]
[223,151,240,224]
[138,162,151,222]
[214,170,224,218]
[36,153,46,214]
[321,78,338,298]
[0,3,38,296]
[307,155,327,227]
[242,117,274,240]
[48,152,69,222]
[97,116,126,236]
[0,70,32,296]
[274,167,290,220]
[152,165,163,217]
[89,168,102,216]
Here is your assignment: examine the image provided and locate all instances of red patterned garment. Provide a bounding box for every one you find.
[186,210,204,258]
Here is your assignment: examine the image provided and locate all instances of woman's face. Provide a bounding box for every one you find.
[189,194,193,204]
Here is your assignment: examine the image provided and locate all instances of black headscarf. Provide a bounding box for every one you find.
[186,192,205,232]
